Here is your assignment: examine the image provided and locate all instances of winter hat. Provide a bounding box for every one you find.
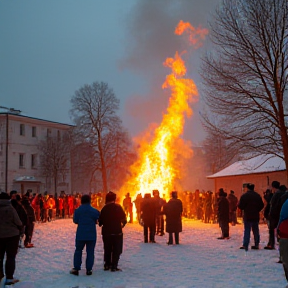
[246,183,255,190]
[153,190,159,196]
[271,181,280,189]
[9,190,17,197]
[171,191,178,198]
[219,188,225,196]
[144,193,151,199]
[81,194,91,204]
[279,185,287,192]
[0,192,10,199]
[106,191,116,203]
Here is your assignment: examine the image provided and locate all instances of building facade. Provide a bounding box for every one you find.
[207,154,287,199]
[0,112,73,195]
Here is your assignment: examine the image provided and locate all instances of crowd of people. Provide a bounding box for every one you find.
[0,180,288,286]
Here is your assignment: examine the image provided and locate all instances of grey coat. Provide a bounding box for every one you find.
[0,199,22,238]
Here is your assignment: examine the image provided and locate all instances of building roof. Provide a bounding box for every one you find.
[207,154,286,179]
[0,112,74,127]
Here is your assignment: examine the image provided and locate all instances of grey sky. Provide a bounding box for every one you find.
[0,0,220,143]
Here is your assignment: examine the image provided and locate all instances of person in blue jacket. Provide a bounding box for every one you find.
[278,198,288,283]
[70,194,100,276]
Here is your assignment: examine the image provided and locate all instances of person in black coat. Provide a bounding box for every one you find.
[98,191,127,272]
[10,195,28,247]
[217,189,230,239]
[238,183,264,250]
[21,196,36,248]
[263,188,274,249]
[162,191,183,245]
[266,181,285,250]
[140,193,157,243]
[227,190,238,226]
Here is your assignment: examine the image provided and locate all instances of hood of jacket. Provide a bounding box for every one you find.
[0,199,11,208]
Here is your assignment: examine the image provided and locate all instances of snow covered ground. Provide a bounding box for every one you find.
[10,218,287,288]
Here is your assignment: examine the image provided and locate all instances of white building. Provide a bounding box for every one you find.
[0,110,73,195]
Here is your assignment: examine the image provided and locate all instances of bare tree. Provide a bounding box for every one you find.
[39,132,72,193]
[70,81,134,193]
[200,0,288,180]
[202,133,241,174]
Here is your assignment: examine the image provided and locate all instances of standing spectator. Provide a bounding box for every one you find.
[217,188,230,239]
[122,193,133,223]
[31,194,41,222]
[0,192,22,285]
[162,191,183,245]
[152,190,166,236]
[263,188,274,249]
[98,191,127,272]
[133,193,143,223]
[277,197,288,284]
[68,195,74,218]
[140,193,157,243]
[11,194,27,248]
[47,195,55,221]
[58,196,64,218]
[21,195,36,248]
[54,193,59,218]
[70,194,100,276]
[238,183,264,251]
[266,181,285,250]
[227,190,238,226]
[204,191,213,223]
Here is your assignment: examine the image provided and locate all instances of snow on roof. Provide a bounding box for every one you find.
[207,154,286,178]
[14,176,41,182]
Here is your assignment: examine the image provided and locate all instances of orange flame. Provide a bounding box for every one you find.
[175,20,209,48]
[120,21,208,201]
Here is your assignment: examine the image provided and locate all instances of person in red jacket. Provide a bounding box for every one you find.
[58,197,64,218]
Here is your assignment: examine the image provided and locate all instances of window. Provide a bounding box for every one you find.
[20,124,25,136]
[19,153,25,168]
[31,154,37,168]
[57,130,61,140]
[32,126,37,137]
[47,128,51,137]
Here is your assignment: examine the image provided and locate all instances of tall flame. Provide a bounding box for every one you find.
[120,21,208,199]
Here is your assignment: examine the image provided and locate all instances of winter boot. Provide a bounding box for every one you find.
[70,268,79,276]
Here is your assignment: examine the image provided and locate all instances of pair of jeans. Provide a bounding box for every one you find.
[0,235,20,279]
[73,240,96,271]
[243,220,260,248]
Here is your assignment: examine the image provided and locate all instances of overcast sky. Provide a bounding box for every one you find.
[0,0,221,144]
